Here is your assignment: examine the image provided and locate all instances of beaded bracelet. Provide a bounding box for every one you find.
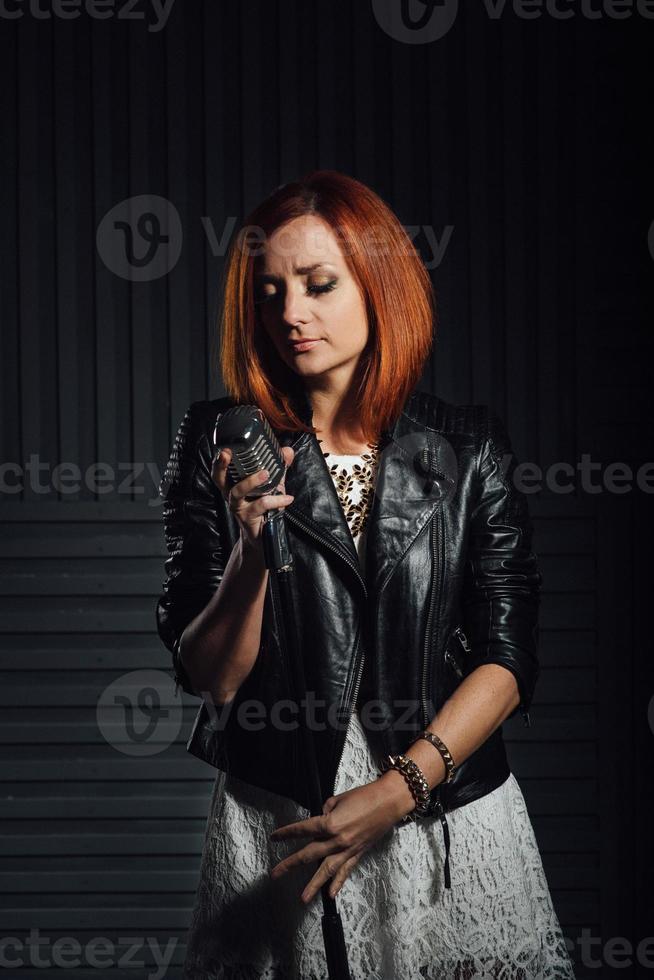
[379,753,431,822]
[415,730,456,784]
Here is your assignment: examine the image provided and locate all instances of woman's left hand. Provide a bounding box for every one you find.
[269,775,412,904]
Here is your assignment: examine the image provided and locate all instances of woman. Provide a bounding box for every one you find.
[156,170,576,979]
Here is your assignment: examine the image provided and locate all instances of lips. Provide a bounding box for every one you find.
[289,339,322,353]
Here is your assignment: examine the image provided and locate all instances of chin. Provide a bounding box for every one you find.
[283,352,331,375]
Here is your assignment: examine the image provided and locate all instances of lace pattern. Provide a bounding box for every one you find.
[182,453,576,980]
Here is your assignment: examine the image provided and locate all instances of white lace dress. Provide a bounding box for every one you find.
[182,453,576,980]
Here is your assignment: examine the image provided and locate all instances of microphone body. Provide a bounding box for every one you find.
[213,405,292,570]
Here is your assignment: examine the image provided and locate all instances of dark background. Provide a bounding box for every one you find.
[1,1,652,977]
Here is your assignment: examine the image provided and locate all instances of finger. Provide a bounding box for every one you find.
[270,838,339,881]
[233,491,296,524]
[270,814,329,841]
[212,449,274,501]
[326,853,360,899]
[211,447,232,491]
[274,446,295,493]
[229,467,273,503]
[301,852,358,905]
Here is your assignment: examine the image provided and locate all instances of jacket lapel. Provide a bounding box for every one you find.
[281,430,362,568]
[363,406,449,596]
[275,389,449,596]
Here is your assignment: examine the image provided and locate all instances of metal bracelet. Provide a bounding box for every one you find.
[379,753,431,820]
[416,730,456,784]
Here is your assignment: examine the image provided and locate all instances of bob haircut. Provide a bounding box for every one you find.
[219,169,436,442]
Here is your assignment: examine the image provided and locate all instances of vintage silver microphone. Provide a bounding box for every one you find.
[213,405,292,571]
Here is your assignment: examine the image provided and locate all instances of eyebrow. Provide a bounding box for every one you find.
[254,262,337,282]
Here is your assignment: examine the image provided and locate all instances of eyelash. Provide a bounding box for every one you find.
[255,280,337,303]
[307,280,337,296]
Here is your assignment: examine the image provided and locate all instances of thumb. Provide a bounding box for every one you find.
[276,446,295,493]
[322,796,337,814]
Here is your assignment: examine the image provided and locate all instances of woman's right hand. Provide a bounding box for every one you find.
[211,445,296,551]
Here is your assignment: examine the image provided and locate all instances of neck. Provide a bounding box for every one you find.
[300,363,372,451]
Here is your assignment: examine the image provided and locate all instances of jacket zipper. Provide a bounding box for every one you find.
[421,510,444,728]
[283,509,368,793]
[331,631,366,782]
[267,567,300,797]
[284,509,367,599]
[418,510,452,889]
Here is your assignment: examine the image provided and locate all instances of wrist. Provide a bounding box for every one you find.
[238,532,268,571]
[404,740,447,788]
[377,768,418,822]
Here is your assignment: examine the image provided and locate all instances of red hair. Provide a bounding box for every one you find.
[219,169,435,441]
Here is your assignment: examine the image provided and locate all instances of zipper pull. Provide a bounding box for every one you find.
[454,625,470,653]
[521,706,531,728]
[444,649,463,679]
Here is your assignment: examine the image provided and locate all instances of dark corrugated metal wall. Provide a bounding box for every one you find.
[1,1,651,977]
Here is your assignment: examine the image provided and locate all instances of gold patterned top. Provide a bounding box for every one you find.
[318,441,381,541]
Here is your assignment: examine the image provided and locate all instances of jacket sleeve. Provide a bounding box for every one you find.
[156,400,238,698]
[461,409,542,724]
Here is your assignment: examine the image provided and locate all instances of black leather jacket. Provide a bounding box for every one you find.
[156,387,541,888]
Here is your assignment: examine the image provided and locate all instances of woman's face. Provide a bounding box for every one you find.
[254,215,370,386]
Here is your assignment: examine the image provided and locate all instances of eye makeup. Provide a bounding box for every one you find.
[254,277,338,303]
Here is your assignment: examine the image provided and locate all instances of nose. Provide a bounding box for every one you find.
[280,283,312,327]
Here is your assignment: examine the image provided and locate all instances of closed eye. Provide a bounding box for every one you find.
[254,279,338,304]
[307,280,337,296]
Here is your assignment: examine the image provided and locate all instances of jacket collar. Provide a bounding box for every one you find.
[276,386,448,596]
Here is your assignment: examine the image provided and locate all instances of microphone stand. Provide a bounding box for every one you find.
[261,502,352,980]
